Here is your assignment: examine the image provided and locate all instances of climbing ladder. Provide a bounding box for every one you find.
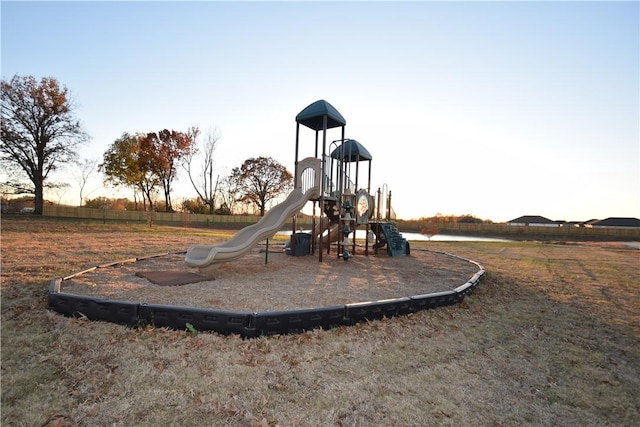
[371,222,408,256]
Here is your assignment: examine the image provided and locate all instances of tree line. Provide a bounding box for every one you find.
[1,75,292,215]
[416,213,492,224]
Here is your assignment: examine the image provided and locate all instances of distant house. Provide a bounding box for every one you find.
[507,215,559,227]
[587,217,640,229]
[563,221,583,227]
[583,219,600,227]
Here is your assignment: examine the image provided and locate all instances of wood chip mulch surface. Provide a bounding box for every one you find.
[60,247,480,312]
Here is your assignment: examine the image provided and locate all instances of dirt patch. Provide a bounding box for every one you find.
[60,248,479,312]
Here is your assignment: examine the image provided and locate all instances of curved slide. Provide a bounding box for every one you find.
[185,187,316,273]
[285,223,340,249]
[320,224,341,246]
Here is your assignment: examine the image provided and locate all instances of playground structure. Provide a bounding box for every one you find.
[292,100,409,262]
[185,99,409,272]
[47,99,486,338]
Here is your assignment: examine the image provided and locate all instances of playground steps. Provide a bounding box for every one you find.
[375,222,408,256]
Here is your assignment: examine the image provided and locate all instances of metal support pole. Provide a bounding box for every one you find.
[365,159,372,256]
[319,115,328,262]
[353,154,359,254]
[292,122,300,254]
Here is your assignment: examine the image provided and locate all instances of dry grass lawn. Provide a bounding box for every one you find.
[1,216,639,426]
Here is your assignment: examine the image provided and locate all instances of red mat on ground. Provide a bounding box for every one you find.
[135,271,209,286]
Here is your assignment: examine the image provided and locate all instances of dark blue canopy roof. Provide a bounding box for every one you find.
[330,139,372,162]
[296,99,346,130]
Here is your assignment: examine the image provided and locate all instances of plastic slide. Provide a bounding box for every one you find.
[284,223,341,252]
[185,187,316,272]
[319,223,341,246]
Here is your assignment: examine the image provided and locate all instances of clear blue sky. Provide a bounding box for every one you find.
[2,1,638,222]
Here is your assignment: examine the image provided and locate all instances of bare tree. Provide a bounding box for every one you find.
[217,170,241,214]
[1,75,89,214]
[182,127,220,214]
[51,182,71,205]
[72,157,99,207]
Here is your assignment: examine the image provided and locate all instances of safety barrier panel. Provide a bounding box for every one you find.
[345,297,412,324]
[251,306,347,336]
[409,291,460,311]
[48,250,486,338]
[138,304,253,337]
[48,293,140,326]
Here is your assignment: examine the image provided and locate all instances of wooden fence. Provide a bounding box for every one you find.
[397,220,640,240]
[42,205,313,228]
[42,206,639,240]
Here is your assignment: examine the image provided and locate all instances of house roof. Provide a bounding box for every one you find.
[295,99,346,131]
[591,217,640,227]
[507,215,556,225]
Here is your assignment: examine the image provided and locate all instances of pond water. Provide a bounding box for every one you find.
[400,232,511,242]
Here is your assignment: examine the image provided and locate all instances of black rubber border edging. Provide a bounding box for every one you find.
[48,249,485,338]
